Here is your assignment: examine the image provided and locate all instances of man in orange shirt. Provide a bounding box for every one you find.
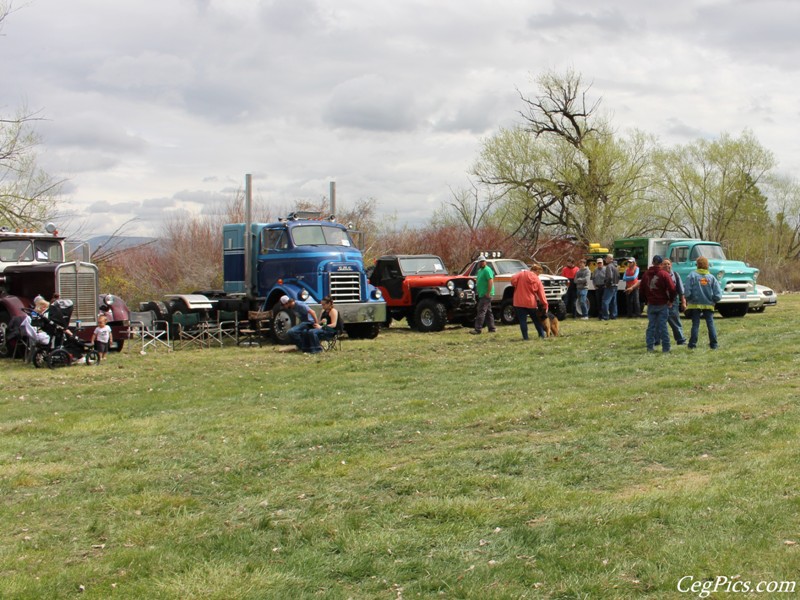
[510,264,549,340]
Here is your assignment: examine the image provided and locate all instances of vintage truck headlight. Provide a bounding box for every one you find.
[372,289,383,300]
[467,280,475,290]
[446,280,455,291]
[103,294,116,306]
[715,270,725,281]
[299,289,310,301]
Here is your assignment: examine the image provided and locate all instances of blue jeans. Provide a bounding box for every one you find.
[288,322,313,350]
[646,304,670,352]
[515,307,546,340]
[667,302,687,344]
[304,327,335,353]
[687,309,718,349]
[601,287,617,320]
[577,289,589,318]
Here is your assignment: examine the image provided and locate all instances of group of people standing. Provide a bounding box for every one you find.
[560,253,723,352]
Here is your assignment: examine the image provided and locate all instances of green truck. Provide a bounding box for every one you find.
[612,237,759,318]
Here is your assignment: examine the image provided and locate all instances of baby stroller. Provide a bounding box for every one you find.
[27,299,100,368]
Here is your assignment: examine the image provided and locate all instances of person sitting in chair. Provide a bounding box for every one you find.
[304,297,340,354]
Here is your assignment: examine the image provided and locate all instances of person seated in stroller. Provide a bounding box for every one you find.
[22,297,53,345]
[26,297,98,367]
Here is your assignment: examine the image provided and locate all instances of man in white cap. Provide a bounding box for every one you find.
[470,255,496,335]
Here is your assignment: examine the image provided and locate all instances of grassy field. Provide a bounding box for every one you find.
[2,297,800,599]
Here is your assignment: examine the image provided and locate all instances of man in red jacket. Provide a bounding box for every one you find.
[639,255,677,352]
[510,265,549,340]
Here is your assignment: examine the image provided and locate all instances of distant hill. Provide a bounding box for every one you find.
[87,235,159,254]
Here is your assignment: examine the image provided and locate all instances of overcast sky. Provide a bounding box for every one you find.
[2,0,799,237]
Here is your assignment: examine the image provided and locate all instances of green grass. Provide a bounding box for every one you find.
[2,299,800,599]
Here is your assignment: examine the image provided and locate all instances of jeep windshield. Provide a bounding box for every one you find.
[690,244,726,261]
[291,225,353,247]
[398,257,446,275]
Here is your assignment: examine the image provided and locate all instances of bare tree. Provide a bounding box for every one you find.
[1,5,65,227]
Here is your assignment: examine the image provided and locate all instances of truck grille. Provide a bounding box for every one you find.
[330,272,362,303]
[57,263,99,325]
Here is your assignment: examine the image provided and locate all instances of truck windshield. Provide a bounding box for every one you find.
[690,244,726,261]
[0,240,33,262]
[494,260,528,275]
[291,225,353,247]
[34,240,63,262]
[399,257,446,275]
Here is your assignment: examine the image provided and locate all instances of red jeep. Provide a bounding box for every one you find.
[368,254,477,332]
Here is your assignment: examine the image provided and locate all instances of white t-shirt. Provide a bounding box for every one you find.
[93,325,112,343]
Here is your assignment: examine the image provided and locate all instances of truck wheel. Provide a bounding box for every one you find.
[499,299,516,325]
[717,303,748,318]
[0,319,8,358]
[142,301,170,322]
[271,302,297,344]
[414,299,447,332]
[554,300,567,321]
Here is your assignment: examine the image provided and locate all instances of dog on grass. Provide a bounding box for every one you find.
[537,307,560,337]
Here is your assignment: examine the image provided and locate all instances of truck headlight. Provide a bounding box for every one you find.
[715,270,725,281]
[467,280,475,290]
[446,280,455,291]
[299,289,310,301]
[103,294,116,306]
[372,289,383,300]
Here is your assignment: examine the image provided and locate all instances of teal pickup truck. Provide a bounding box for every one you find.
[612,237,759,318]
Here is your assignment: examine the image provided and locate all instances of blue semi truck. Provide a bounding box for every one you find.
[217,211,386,342]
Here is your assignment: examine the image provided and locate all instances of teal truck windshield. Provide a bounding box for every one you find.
[690,244,726,261]
[291,225,353,247]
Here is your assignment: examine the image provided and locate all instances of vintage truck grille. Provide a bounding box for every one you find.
[329,272,362,303]
[57,263,99,324]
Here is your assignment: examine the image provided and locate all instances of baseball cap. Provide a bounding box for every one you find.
[280,295,291,305]
[652,255,663,265]
[477,254,488,262]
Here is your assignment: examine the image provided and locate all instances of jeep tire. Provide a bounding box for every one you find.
[414,299,447,332]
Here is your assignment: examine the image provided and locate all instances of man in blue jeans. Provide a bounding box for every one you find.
[281,295,319,351]
[639,255,677,353]
[684,256,723,349]
[601,255,619,320]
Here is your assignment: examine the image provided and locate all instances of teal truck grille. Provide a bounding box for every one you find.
[329,272,361,303]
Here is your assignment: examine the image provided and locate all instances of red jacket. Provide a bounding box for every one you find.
[639,265,676,306]
[511,270,548,309]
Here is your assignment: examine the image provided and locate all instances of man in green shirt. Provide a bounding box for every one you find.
[471,255,496,334]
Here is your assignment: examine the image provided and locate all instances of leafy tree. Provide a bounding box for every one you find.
[651,130,774,242]
[470,69,654,246]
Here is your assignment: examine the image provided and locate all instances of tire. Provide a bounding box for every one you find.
[499,299,516,325]
[271,302,297,344]
[717,303,748,318]
[0,318,8,358]
[553,300,567,321]
[85,350,100,366]
[413,299,447,332]
[46,348,72,369]
[32,348,49,369]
